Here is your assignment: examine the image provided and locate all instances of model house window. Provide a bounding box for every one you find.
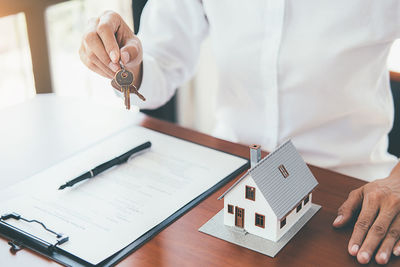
[228,204,234,214]
[296,203,302,213]
[304,195,310,205]
[255,213,265,228]
[245,186,255,201]
[280,218,286,229]
[278,164,289,178]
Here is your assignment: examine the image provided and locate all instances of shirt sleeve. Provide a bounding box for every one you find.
[130,0,209,109]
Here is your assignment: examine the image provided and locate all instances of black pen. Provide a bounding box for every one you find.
[58,141,152,190]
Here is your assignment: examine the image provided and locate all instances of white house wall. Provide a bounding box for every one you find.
[223,174,277,241]
[276,193,313,240]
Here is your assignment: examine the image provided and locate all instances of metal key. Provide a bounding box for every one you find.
[115,68,134,109]
[130,84,146,101]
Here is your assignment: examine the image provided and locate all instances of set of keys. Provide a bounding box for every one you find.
[113,62,146,109]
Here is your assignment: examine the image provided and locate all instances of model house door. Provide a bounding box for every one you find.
[235,207,245,228]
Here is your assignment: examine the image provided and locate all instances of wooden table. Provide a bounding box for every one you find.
[1,95,398,266]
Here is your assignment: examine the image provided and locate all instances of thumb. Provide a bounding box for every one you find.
[120,38,143,67]
[333,187,363,228]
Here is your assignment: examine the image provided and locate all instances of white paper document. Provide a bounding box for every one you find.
[0,126,247,265]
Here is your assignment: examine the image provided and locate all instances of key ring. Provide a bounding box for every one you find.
[119,60,130,78]
[119,60,126,72]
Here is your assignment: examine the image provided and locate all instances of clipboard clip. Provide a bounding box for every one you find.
[8,240,23,254]
[0,212,69,254]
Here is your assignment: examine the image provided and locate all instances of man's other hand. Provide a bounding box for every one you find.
[333,163,400,264]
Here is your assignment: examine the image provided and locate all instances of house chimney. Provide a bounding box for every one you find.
[250,144,261,168]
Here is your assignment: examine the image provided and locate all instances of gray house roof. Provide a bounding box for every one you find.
[218,140,318,220]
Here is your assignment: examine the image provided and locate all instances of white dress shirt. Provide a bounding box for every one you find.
[131,0,400,181]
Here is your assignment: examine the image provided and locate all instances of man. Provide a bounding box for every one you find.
[79,1,400,264]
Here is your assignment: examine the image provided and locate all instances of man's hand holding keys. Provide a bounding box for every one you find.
[79,11,145,108]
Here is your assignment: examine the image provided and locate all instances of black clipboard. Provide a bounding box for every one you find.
[0,160,249,267]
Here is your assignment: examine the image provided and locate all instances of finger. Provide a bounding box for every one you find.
[333,188,363,228]
[84,44,119,76]
[97,11,121,64]
[394,239,400,257]
[80,46,113,79]
[80,45,114,78]
[375,215,400,264]
[84,18,120,73]
[87,61,112,79]
[358,209,394,264]
[348,192,379,257]
[120,38,142,67]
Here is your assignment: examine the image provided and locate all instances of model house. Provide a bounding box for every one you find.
[218,140,318,242]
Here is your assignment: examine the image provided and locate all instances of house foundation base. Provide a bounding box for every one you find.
[199,203,321,257]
